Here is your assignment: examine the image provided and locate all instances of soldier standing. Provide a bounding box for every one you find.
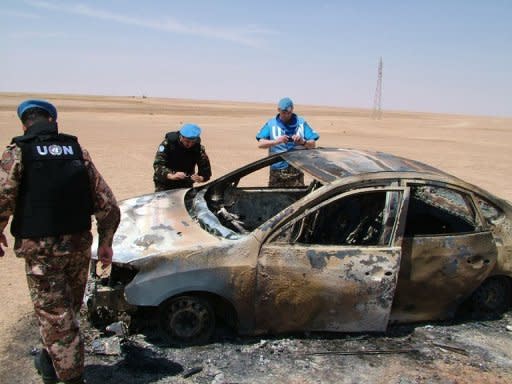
[153,123,212,192]
[256,97,320,187]
[0,99,120,384]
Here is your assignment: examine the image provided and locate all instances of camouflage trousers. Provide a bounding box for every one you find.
[269,166,305,187]
[24,249,90,381]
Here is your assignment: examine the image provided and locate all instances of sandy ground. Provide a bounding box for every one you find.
[0,92,511,383]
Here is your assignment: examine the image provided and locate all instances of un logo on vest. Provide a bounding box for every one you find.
[48,145,63,156]
[35,144,75,156]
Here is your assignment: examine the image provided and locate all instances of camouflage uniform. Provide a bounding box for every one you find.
[0,144,120,382]
[269,166,305,187]
[153,132,212,192]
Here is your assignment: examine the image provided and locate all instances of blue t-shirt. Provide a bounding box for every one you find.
[256,114,319,170]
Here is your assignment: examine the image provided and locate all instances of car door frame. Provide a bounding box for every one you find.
[390,180,499,322]
[252,185,410,334]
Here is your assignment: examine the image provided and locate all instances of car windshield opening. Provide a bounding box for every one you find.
[189,155,323,238]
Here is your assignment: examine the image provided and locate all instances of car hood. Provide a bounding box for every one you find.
[109,189,221,264]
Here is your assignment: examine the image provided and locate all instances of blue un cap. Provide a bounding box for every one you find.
[179,123,202,139]
[278,97,294,112]
[17,99,58,121]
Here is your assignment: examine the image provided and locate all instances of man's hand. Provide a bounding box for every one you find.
[190,174,204,183]
[97,244,113,268]
[291,135,306,145]
[276,135,289,144]
[167,171,188,180]
[0,233,7,257]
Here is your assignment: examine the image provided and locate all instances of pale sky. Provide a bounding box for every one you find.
[1,0,511,116]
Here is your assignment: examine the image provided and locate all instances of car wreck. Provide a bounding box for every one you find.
[87,147,512,345]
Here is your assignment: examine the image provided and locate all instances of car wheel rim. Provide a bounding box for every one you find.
[168,298,211,339]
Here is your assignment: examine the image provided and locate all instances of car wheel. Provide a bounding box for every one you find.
[470,276,512,314]
[159,295,216,346]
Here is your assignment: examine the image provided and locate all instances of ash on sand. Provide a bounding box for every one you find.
[83,311,512,384]
[2,312,512,384]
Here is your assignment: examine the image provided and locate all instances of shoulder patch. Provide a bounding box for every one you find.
[158,145,166,153]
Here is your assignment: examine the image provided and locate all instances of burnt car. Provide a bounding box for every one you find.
[88,148,512,345]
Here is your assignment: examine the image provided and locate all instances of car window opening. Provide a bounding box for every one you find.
[271,191,398,246]
[298,191,392,246]
[404,185,477,236]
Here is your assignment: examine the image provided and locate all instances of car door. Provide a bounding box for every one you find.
[390,183,498,322]
[254,186,408,334]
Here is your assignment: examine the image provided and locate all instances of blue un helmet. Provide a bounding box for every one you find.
[179,123,202,139]
[17,99,58,121]
[278,97,294,112]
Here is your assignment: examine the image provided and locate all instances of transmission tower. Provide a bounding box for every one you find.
[371,57,383,119]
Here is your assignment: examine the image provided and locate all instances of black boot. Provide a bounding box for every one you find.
[34,349,58,384]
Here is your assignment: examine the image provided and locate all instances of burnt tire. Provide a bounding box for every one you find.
[159,295,215,346]
[469,276,512,314]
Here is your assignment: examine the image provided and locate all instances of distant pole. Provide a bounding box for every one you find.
[371,57,383,119]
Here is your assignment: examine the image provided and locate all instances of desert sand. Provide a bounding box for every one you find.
[0,92,511,383]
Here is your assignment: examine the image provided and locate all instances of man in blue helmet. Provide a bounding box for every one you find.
[153,123,212,191]
[256,97,320,187]
[0,99,120,384]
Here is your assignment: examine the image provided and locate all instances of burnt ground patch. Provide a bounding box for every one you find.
[2,311,512,383]
[82,312,512,384]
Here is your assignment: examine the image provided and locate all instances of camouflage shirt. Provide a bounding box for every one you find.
[153,132,212,191]
[0,143,120,257]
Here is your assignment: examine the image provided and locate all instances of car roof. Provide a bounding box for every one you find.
[283,147,450,184]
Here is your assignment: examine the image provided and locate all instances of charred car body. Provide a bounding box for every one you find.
[88,148,512,345]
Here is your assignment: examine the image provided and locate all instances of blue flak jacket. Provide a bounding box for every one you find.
[256,114,319,170]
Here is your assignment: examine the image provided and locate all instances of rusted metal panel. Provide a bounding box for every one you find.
[484,208,512,275]
[284,148,447,182]
[254,245,401,333]
[123,236,261,327]
[91,285,136,313]
[391,232,498,322]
